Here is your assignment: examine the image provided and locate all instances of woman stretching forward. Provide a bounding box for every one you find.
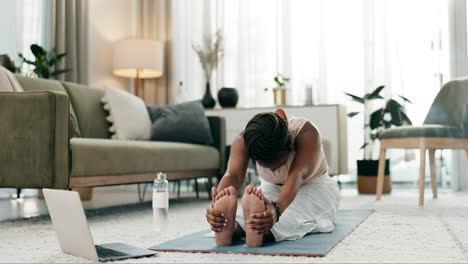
[206,109,341,247]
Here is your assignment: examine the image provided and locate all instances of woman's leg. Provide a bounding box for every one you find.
[242,185,266,247]
[271,174,340,241]
[212,186,238,246]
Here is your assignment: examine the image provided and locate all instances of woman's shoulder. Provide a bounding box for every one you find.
[288,115,321,143]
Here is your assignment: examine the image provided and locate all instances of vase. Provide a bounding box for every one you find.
[218,87,239,108]
[201,81,216,108]
[273,89,287,105]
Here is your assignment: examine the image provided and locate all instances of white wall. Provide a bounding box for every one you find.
[87,0,138,91]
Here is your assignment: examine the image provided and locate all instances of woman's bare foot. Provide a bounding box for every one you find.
[213,186,238,246]
[242,185,266,247]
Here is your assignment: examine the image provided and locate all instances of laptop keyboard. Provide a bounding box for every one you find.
[95,245,129,259]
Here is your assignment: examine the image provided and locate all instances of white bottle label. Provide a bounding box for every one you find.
[153,192,169,209]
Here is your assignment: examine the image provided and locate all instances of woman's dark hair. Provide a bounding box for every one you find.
[243,112,291,162]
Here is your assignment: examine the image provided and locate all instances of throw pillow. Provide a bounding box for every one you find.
[101,86,152,140]
[0,66,24,92]
[147,101,214,145]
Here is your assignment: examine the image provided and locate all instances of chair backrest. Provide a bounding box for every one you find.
[424,78,468,135]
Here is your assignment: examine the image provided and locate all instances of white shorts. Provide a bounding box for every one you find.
[235,172,341,241]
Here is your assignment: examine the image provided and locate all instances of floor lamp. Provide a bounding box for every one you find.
[112,39,164,98]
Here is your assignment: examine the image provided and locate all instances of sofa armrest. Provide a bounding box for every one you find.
[0,91,70,189]
[207,116,227,175]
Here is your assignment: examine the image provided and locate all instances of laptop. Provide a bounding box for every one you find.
[43,188,157,262]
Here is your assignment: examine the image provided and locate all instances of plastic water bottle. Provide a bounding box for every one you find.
[153,172,169,231]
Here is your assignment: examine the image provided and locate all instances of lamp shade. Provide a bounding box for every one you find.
[113,39,164,79]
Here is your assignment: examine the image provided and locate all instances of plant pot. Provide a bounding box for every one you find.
[218,87,239,107]
[201,81,216,108]
[273,89,287,105]
[357,159,391,194]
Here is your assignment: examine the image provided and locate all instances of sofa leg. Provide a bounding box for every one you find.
[194,178,200,198]
[205,177,212,200]
[16,188,22,199]
[177,180,181,198]
[137,183,148,202]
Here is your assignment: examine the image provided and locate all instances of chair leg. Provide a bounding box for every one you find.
[429,149,437,199]
[376,146,387,201]
[419,147,427,206]
[194,178,199,198]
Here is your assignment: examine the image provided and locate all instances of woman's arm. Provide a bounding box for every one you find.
[216,135,249,193]
[248,122,323,233]
[275,122,322,213]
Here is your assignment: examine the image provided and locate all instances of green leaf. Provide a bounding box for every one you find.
[50,68,70,77]
[30,44,46,58]
[398,109,412,125]
[386,99,403,126]
[274,76,280,85]
[264,88,269,92]
[22,60,35,65]
[360,143,368,149]
[366,85,385,100]
[370,109,384,130]
[344,92,364,104]
[367,94,384,100]
[386,98,403,110]
[56,52,67,60]
[398,95,412,104]
[36,65,50,78]
[370,132,380,141]
[347,112,360,118]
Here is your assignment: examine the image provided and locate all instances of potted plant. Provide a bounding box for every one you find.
[345,85,412,193]
[193,31,223,108]
[16,44,70,78]
[264,73,290,105]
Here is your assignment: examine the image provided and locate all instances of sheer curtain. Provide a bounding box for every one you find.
[171,0,452,177]
[171,0,209,104]
[0,0,47,71]
[448,0,468,191]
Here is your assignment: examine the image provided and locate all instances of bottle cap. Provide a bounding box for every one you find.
[157,172,166,180]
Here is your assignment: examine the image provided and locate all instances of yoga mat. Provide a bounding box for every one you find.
[150,209,374,257]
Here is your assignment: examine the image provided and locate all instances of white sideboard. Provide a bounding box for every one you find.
[205,105,348,176]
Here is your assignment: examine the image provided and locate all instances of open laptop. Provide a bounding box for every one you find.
[43,189,157,262]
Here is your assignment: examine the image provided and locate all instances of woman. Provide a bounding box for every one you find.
[206,109,340,247]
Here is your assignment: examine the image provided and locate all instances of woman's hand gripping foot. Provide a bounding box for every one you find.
[242,185,276,247]
[206,186,238,246]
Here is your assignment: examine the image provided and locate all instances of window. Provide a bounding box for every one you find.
[172,0,453,184]
[0,0,46,71]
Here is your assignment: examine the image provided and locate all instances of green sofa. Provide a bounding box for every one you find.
[0,76,226,192]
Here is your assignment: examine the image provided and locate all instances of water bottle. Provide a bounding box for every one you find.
[153,172,169,231]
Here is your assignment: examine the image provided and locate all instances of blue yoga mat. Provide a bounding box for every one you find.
[150,209,374,257]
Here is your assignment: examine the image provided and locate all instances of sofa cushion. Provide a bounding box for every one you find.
[70,138,219,177]
[147,101,214,145]
[101,86,152,140]
[16,76,81,137]
[0,66,23,92]
[61,81,111,139]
